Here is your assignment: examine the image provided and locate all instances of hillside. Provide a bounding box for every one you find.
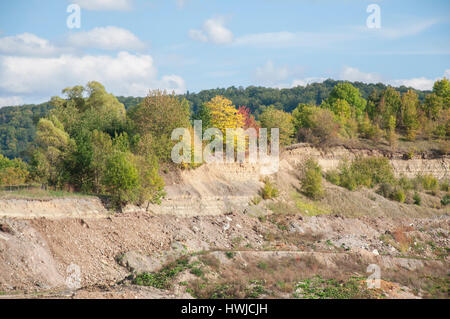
[0,144,448,299]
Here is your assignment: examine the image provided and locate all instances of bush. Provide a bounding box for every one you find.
[300,159,324,200]
[377,183,406,203]
[391,188,406,203]
[441,194,450,206]
[293,105,340,146]
[413,192,421,206]
[417,174,439,191]
[261,178,279,199]
[325,169,340,185]
[328,157,394,191]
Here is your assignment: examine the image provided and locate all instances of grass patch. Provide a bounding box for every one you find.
[292,193,330,216]
[293,275,376,299]
[133,257,191,289]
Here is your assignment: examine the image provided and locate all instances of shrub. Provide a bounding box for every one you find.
[300,159,324,200]
[413,193,421,206]
[418,174,439,191]
[377,183,394,199]
[441,194,450,206]
[325,169,340,185]
[391,188,406,203]
[293,105,340,146]
[440,180,449,192]
[261,178,279,199]
[377,183,406,203]
[328,157,394,191]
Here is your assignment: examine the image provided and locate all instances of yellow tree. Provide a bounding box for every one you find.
[205,96,245,157]
[205,96,245,134]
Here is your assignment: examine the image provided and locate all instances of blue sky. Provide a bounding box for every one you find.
[0,0,449,106]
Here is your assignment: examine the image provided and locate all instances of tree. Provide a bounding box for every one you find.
[133,153,165,209]
[193,104,212,133]
[400,90,419,140]
[103,150,139,208]
[324,82,367,118]
[292,105,339,145]
[205,96,244,135]
[238,106,259,131]
[0,155,29,186]
[31,116,74,187]
[423,93,443,120]
[129,90,191,161]
[259,107,294,146]
[433,78,450,108]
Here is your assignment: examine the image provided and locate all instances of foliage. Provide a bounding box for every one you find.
[292,105,339,145]
[441,194,450,206]
[0,155,29,186]
[400,90,420,141]
[205,96,244,135]
[102,150,139,207]
[259,107,294,146]
[417,174,439,191]
[294,275,375,299]
[300,158,324,200]
[327,157,395,191]
[129,90,191,162]
[413,192,421,206]
[323,82,367,119]
[133,257,191,289]
[261,178,279,199]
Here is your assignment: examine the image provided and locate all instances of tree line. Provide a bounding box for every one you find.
[0,78,447,209]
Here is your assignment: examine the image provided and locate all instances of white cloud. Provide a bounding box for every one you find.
[376,19,438,39]
[389,77,435,91]
[340,66,382,83]
[68,26,146,51]
[0,96,23,107]
[189,17,233,44]
[444,69,450,78]
[0,33,63,56]
[70,0,133,11]
[0,52,186,98]
[339,66,449,91]
[188,29,208,43]
[234,31,354,48]
[291,77,326,87]
[254,61,289,86]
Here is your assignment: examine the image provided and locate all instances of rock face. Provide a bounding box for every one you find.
[145,163,263,216]
[284,143,449,180]
[0,198,108,219]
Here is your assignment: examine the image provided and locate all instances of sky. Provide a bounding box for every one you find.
[0,0,449,106]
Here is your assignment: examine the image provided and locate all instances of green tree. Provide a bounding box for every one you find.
[103,150,140,208]
[292,105,340,145]
[433,78,450,108]
[400,90,419,140]
[129,90,191,161]
[423,93,443,120]
[324,82,367,118]
[259,107,294,146]
[31,116,74,187]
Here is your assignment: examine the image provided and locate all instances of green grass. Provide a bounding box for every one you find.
[293,276,376,299]
[292,193,330,216]
[133,257,191,289]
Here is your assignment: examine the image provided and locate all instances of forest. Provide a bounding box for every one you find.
[0,78,448,208]
[0,79,430,160]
